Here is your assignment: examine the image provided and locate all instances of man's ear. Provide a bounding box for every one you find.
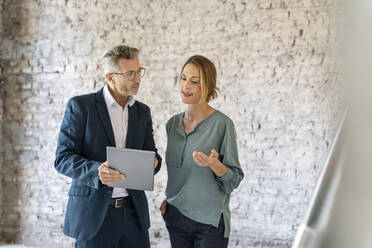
[105,73,112,82]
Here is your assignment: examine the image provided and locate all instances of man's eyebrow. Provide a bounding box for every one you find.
[126,68,141,72]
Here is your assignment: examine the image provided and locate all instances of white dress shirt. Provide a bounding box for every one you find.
[103,85,136,198]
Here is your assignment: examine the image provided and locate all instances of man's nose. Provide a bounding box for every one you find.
[134,73,141,83]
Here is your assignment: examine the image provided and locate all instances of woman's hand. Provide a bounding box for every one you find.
[192,149,219,167]
[192,149,228,177]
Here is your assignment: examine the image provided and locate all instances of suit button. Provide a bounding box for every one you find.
[88,182,94,187]
[107,191,112,195]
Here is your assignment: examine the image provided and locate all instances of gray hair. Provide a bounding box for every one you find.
[102,45,139,75]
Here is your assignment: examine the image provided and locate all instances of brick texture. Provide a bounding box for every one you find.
[0,0,344,247]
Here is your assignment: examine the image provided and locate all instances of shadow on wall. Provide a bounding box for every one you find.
[0,74,36,243]
[0,0,37,242]
[0,0,3,241]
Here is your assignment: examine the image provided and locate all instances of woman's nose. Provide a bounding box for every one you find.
[183,79,192,89]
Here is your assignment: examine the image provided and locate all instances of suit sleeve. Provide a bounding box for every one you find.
[54,98,101,189]
[215,120,244,193]
[143,106,162,174]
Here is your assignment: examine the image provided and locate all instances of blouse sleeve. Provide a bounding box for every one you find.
[215,119,244,193]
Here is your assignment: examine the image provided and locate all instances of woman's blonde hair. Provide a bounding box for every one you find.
[181,55,219,102]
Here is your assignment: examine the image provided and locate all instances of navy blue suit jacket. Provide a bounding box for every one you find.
[54,88,162,241]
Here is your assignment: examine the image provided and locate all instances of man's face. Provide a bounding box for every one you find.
[109,57,141,97]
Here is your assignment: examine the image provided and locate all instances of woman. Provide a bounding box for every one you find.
[160,55,244,248]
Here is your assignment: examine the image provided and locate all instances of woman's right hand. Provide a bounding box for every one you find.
[160,199,167,215]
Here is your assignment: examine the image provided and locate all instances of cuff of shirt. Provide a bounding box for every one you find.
[218,167,234,183]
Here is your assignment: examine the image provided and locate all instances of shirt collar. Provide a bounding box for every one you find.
[103,85,136,108]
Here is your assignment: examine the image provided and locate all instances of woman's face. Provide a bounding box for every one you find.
[179,63,204,104]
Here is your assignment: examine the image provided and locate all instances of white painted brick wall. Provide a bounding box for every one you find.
[0,0,344,247]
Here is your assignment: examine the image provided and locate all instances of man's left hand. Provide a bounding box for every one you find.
[154,158,158,169]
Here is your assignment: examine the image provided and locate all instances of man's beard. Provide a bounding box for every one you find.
[120,84,139,96]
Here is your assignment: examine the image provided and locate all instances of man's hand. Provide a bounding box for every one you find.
[154,158,158,169]
[98,161,126,185]
[160,199,167,215]
[192,149,219,167]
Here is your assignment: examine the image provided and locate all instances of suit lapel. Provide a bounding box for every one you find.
[95,88,116,147]
[126,103,138,148]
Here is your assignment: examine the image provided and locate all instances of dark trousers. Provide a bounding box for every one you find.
[75,205,150,248]
[163,203,229,248]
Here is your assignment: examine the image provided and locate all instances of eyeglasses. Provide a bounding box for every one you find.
[109,67,145,81]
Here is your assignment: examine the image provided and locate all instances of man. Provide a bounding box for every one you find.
[55,45,162,248]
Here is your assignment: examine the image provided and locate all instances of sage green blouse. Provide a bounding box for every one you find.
[165,110,244,238]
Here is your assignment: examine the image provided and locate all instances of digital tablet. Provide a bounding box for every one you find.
[106,146,155,191]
